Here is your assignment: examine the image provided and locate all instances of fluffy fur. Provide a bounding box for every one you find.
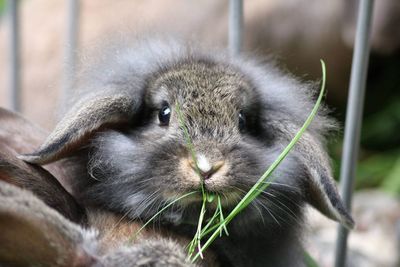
[20,38,353,267]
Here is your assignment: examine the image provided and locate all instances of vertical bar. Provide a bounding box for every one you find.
[396,220,400,266]
[62,0,80,108]
[7,0,21,112]
[334,0,374,266]
[228,0,243,56]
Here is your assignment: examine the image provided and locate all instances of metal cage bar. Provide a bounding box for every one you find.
[334,0,374,266]
[228,0,243,56]
[7,0,21,112]
[62,0,80,107]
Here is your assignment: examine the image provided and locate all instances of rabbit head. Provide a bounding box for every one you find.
[20,39,354,232]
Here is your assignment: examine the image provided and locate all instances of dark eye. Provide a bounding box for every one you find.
[239,110,246,131]
[159,102,171,126]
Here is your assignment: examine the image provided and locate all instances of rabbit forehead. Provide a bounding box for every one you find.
[148,61,252,139]
[148,61,253,108]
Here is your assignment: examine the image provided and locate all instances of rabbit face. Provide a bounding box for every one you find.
[20,40,353,230]
[85,60,304,228]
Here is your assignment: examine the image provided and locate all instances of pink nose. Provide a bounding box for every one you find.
[199,169,214,180]
[188,158,224,180]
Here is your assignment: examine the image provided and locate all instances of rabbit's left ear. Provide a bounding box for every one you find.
[266,116,354,229]
[19,93,141,164]
[295,131,354,229]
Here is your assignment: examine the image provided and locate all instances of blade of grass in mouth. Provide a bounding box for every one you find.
[176,103,208,257]
[191,59,327,262]
[175,103,206,197]
[130,103,227,256]
[175,104,228,258]
[127,190,197,243]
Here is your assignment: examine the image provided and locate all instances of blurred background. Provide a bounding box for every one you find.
[0,0,399,266]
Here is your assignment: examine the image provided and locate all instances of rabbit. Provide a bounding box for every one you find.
[18,37,354,267]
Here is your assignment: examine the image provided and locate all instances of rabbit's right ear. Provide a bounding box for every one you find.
[0,181,102,267]
[19,93,141,164]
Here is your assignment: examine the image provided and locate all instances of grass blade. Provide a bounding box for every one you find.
[128,191,197,243]
[191,60,327,262]
[218,196,229,236]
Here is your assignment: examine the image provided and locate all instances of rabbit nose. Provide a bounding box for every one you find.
[188,155,224,180]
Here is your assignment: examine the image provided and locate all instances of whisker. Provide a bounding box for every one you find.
[132,189,161,218]
[251,198,266,225]
[256,199,282,227]
[257,181,297,189]
[258,193,302,225]
[230,184,302,225]
[267,189,304,210]
[108,208,132,235]
[233,180,297,190]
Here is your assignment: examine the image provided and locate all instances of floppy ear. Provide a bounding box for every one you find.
[295,131,354,229]
[0,181,101,267]
[267,116,355,230]
[19,93,141,164]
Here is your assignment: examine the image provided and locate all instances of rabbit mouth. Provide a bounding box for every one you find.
[172,189,243,209]
[179,156,232,191]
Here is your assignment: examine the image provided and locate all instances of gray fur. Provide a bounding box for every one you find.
[21,38,354,266]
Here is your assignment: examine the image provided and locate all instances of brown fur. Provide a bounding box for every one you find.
[0,108,84,223]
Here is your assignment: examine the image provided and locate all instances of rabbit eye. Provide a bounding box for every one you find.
[239,110,246,131]
[159,102,171,126]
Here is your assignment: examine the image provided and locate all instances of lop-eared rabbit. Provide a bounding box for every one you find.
[0,39,353,267]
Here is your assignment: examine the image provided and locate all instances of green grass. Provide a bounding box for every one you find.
[175,103,228,258]
[128,191,198,243]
